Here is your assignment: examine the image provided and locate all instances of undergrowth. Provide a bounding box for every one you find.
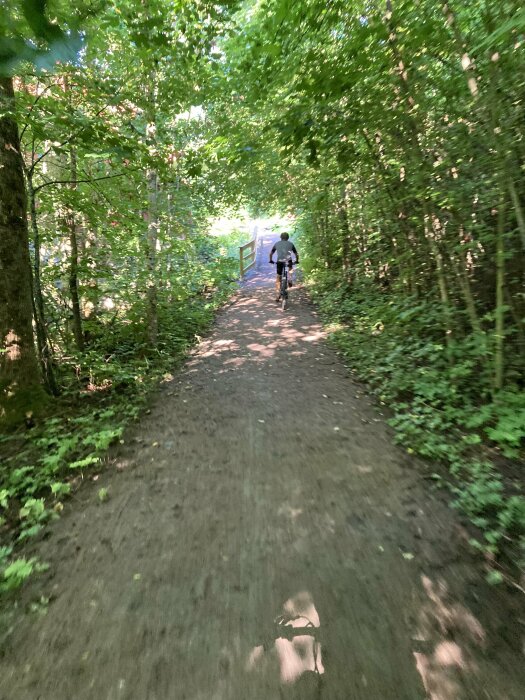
[0,256,238,597]
[306,269,525,585]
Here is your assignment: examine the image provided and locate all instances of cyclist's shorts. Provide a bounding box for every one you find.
[276,260,293,275]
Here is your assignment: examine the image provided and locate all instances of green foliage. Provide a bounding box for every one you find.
[0,0,84,76]
[98,487,109,503]
[1,0,524,596]
[1,558,35,592]
[485,394,525,458]
[18,497,55,541]
[215,228,252,259]
[485,570,504,586]
[50,482,71,498]
[0,256,236,548]
[307,269,524,567]
[0,548,49,594]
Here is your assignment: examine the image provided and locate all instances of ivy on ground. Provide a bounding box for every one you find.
[306,268,525,583]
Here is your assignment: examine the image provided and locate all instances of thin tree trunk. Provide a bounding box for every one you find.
[440,1,479,97]
[494,194,506,390]
[424,205,454,349]
[338,183,351,273]
[360,130,416,293]
[146,165,159,346]
[0,77,45,424]
[145,77,158,347]
[67,146,84,351]
[448,251,483,335]
[27,173,59,394]
[504,287,525,354]
[508,176,525,251]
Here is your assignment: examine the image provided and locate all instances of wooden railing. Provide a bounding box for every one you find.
[239,238,256,277]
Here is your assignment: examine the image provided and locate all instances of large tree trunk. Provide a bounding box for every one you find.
[0,77,46,425]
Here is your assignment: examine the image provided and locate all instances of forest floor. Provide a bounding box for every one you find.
[0,232,524,700]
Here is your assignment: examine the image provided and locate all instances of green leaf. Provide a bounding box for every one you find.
[69,455,99,470]
[485,570,504,586]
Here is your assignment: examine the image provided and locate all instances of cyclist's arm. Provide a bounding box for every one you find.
[291,244,299,263]
[269,244,276,263]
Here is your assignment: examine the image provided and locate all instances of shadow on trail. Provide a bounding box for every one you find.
[0,234,523,699]
[247,591,324,694]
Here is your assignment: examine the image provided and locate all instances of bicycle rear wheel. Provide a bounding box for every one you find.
[281,270,288,311]
[280,274,288,306]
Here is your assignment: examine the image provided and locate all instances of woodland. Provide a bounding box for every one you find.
[0,0,524,592]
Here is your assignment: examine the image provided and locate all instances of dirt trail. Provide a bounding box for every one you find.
[1,232,523,700]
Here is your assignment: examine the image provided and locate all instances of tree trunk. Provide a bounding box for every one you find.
[494,195,506,391]
[425,206,453,350]
[508,176,525,251]
[338,183,351,273]
[67,146,84,352]
[27,173,59,394]
[142,72,159,347]
[146,164,159,347]
[448,250,482,336]
[0,77,46,425]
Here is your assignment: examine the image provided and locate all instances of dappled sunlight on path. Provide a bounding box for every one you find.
[0,226,523,699]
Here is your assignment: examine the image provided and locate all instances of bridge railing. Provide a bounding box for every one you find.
[239,238,256,277]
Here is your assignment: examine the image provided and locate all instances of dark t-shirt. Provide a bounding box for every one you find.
[271,240,298,261]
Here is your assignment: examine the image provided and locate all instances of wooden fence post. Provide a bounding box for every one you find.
[239,239,256,277]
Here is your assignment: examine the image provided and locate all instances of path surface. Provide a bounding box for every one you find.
[1,232,523,700]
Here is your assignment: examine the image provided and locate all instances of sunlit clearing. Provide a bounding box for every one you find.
[208,209,254,237]
[175,105,205,121]
[208,211,294,243]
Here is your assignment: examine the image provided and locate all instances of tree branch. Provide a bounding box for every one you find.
[27,88,124,177]
[33,171,136,193]
[20,80,56,141]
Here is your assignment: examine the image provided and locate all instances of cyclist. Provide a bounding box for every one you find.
[269,232,299,302]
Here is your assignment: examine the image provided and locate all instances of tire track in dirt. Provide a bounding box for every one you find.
[0,235,523,699]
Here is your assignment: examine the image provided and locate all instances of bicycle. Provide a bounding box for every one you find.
[271,259,297,311]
